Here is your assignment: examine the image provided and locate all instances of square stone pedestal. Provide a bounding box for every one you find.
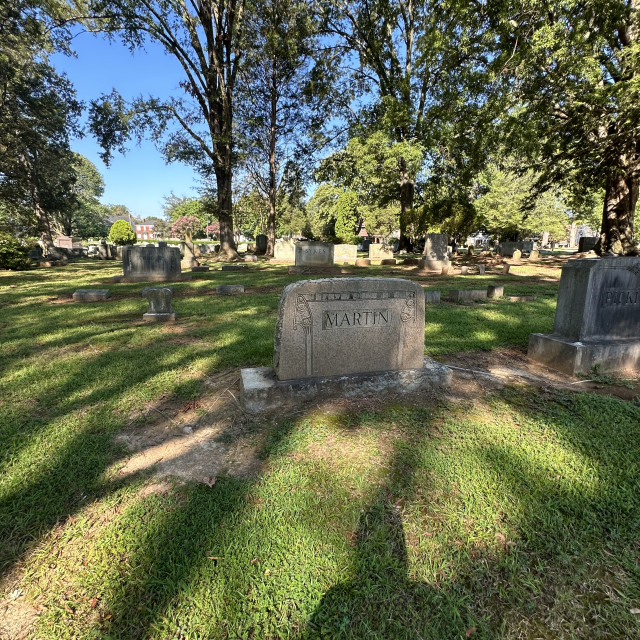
[241,357,451,413]
[528,333,640,375]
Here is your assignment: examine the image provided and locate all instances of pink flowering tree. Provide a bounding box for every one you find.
[171,215,201,242]
[204,222,220,238]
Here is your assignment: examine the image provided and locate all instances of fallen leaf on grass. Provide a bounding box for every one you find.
[250,558,259,565]
[466,627,477,638]
[90,596,99,608]
[202,476,217,487]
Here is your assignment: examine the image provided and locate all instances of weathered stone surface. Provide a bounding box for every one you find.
[122,245,182,282]
[500,241,534,256]
[333,244,357,262]
[424,290,441,304]
[477,265,486,274]
[191,265,210,272]
[578,236,598,253]
[256,234,268,255]
[244,254,258,262]
[509,295,536,302]
[529,250,540,260]
[73,289,110,302]
[528,334,640,375]
[274,241,295,263]
[295,241,334,267]
[97,243,111,260]
[288,266,342,275]
[424,234,448,261]
[528,257,640,374]
[242,356,451,412]
[142,286,176,322]
[216,284,245,295]
[273,278,425,381]
[381,258,397,265]
[448,289,487,302]
[355,259,371,267]
[369,244,394,261]
[221,264,248,271]
[487,284,504,298]
[420,258,448,271]
[512,249,522,261]
[460,266,469,275]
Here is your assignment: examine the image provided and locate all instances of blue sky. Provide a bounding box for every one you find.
[52,32,200,220]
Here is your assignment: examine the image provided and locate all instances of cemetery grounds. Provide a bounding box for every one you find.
[1,256,639,640]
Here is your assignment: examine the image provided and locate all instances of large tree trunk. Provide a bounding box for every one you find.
[398,156,414,252]
[215,165,238,259]
[597,170,639,255]
[266,57,277,258]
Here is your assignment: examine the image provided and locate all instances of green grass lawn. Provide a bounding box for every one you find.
[1,258,639,639]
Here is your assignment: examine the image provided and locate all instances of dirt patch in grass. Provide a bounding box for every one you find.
[115,369,267,483]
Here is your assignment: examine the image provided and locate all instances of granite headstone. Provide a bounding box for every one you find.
[273,278,425,380]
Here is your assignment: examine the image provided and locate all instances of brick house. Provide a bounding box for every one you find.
[135,220,156,240]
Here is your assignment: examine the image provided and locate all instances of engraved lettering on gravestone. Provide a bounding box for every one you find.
[602,289,640,306]
[322,309,392,329]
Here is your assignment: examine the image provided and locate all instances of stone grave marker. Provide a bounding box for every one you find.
[477,265,486,275]
[142,287,176,322]
[221,264,247,271]
[448,289,487,302]
[73,289,110,302]
[273,278,425,380]
[295,241,334,267]
[241,277,451,410]
[356,258,371,267]
[122,245,182,282]
[578,236,598,252]
[368,244,394,261]
[256,234,268,255]
[244,255,258,262]
[424,290,441,304]
[216,284,245,295]
[333,244,357,263]
[487,284,504,298]
[421,233,450,271]
[512,249,522,261]
[528,257,640,374]
[273,241,295,263]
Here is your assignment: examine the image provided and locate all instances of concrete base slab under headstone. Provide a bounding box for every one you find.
[448,289,488,302]
[241,357,452,413]
[287,266,343,275]
[143,312,177,322]
[216,284,245,295]
[191,266,210,272]
[73,289,110,302]
[487,285,504,298]
[424,290,441,304]
[355,259,371,267]
[221,264,248,271]
[528,333,640,376]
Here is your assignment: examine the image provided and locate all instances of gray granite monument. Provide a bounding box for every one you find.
[73,289,110,302]
[528,257,640,374]
[295,241,335,267]
[122,245,182,282]
[142,286,176,322]
[273,240,295,263]
[241,278,451,411]
[256,234,268,255]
